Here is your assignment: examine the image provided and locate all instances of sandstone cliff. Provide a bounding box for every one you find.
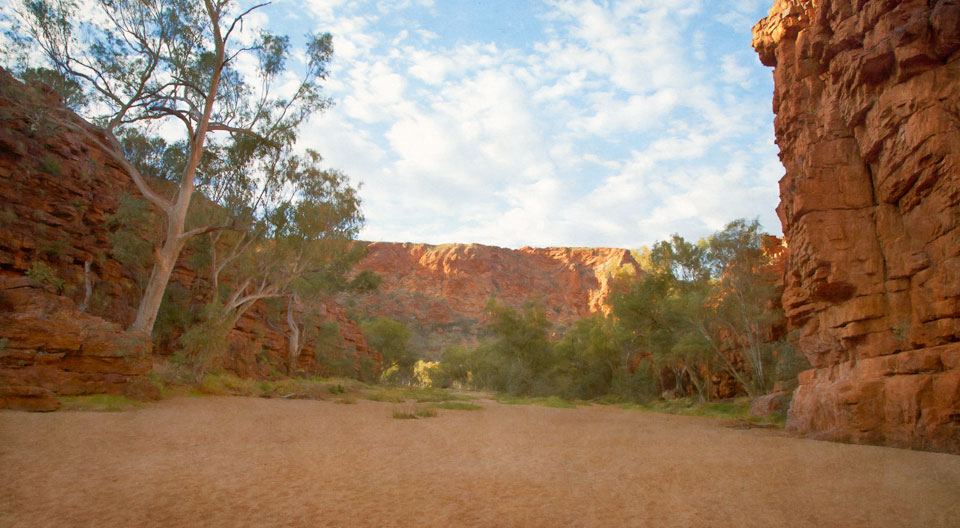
[753,0,960,452]
[349,242,642,353]
[0,68,376,390]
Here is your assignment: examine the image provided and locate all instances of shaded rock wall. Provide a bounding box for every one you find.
[753,0,960,452]
[0,68,376,386]
[350,242,642,354]
[0,276,152,398]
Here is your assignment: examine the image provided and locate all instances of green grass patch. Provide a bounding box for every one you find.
[193,373,366,401]
[495,395,580,409]
[432,402,483,411]
[365,385,473,403]
[197,373,262,396]
[60,394,145,412]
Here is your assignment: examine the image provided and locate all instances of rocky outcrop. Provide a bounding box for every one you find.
[753,0,960,452]
[350,242,641,353]
[0,67,376,385]
[0,275,152,397]
[0,386,61,412]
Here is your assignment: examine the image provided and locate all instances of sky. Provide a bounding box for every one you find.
[11,0,784,250]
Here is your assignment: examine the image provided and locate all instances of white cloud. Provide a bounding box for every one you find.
[291,0,780,249]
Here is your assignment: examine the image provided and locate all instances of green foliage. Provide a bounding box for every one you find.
[39,154,62,176]
[365,385,472,403]
[60,394,145,412]
[421,218,790,406]
[7,0,342,334]
[609,218,789,399]
[107,193,158,290]
[39,238,70,261]
[119,129,186,183]
[475,300,555,396]
[495,395,579,409]
[153,283,198,345]
[348,269,382,293]
[361,317,418,385]
[17,66,88,109]
[427,345,471,389]
[25,260,64,293]
[178,305,233,384]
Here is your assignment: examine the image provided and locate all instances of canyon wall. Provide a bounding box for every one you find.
[348,242,642,354]
[0,68,376,393]
[753,0,960,452]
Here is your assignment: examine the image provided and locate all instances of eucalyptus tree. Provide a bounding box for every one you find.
[7,0,335,333]
[610,225,782,400]
[179,147,364,377]
[701,219,785,396]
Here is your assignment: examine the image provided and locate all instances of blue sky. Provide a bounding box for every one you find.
[61,0,787,249]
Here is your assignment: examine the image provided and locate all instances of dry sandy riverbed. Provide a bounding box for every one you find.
[2,396,959,527]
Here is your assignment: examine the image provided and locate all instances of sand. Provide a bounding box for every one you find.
[1,396,958,527]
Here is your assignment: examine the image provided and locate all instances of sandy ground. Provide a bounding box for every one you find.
[1,397,959,528]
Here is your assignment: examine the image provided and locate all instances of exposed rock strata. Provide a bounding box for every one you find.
[0,386,61,412]
[753,0,960,452]
[350,242,642,353]
[0,276,152,397]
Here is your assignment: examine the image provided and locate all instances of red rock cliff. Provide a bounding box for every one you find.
[349,242,641,353]
[753,0,960,452]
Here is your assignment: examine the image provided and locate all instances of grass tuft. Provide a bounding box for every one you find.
[367,386,473,403]
[60,394,145,412]
[392,403,439,419]
[415,406,438,418]
[392,404,418,419]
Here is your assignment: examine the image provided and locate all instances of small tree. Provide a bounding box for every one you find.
[7,0,336,333]
[361,317,417,385]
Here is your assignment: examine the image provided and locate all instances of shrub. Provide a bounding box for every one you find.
[415,406,438,418]
[25,260,65,293]
[39,154,63,176]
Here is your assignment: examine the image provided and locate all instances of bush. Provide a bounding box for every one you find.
[25,260,65,293]
[178,311,233,384]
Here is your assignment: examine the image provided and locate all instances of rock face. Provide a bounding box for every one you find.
[0,275,152,396]
[0,67,377,386]
[0,386,61,412]
[350,242,641,353]
[753,0,960,452]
